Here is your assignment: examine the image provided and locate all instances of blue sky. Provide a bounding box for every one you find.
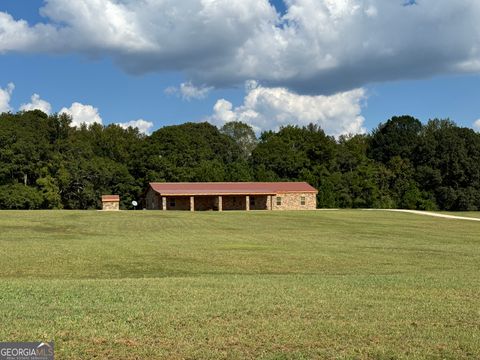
[1,0,480,135]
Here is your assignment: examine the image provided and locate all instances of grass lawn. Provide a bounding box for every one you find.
[0,210,479,359]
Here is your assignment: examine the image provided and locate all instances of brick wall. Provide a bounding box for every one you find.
[271,192,316,210]
[102,201,120,211]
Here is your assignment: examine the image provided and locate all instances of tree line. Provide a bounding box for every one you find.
[1,110,480,211]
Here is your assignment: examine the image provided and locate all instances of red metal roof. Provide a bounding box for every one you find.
[102,195,120,202]
[149,182,317,196]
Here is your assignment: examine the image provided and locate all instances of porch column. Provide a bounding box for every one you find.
[246,195,250,211]
[267,195,271,210]
[218,195,223,211]
[162,196,167,211]
[190,196,195,212]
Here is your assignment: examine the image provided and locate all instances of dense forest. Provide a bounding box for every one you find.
[1,110,480,211]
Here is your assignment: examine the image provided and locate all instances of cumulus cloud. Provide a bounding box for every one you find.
[1,90,153,133]
[2,1,480,93]
[116,119,154,135]
[0,83,14,113]
[179,82,212,100]
[19,93,52,114]
[208,81,366,137]
[474,119,480,131]
[164,86,178,96]
[0,12,58,53]
[59,102,102,127]
[164,82,213,100]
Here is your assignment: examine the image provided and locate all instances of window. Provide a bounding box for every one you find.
[300,196,306,206]
[250,197,255,207]
[169,198,176,207]
[276,197,282,206]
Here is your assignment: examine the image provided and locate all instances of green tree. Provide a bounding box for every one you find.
[415,119,480,210]
[139,122,242,184]
[252,124,336,182]
[0,184,43,209]
[369,115,422,163]
[220,121,257,159]
[36,175,62,209]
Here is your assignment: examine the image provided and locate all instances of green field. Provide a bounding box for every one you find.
[0,210,479,359]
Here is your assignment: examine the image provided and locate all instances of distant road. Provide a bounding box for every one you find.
[365,209,480,222]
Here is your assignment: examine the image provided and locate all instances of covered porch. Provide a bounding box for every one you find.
[159,194,273,211]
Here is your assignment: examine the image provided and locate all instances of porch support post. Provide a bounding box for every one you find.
[162,196,167,211]
[267,195,271,210]
[246,195,250,211]
[190,196,195,212]
[218,196,223,211]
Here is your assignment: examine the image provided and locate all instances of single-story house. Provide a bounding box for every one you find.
[145,182,317,211]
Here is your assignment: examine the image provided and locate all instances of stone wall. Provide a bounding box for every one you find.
[102,201,120,211]
[271,192,316,210]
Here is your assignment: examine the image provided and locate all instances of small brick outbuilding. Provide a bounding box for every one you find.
[101,195,120,211]
[145,182,317,211]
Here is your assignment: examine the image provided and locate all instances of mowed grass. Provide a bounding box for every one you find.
[0,210,479,359]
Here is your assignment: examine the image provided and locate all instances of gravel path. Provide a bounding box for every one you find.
[365,209,480,222]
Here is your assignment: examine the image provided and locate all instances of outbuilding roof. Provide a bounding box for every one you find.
[101,195,120,202]
[149,182,317,196]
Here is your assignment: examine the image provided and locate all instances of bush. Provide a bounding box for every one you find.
[0,184,44,209]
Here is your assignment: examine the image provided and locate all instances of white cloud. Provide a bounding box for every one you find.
[59,102,102,127]
[116,119,154,135]
[19,93,52,114]
[164,82,213,100]
[2,1,480,93]
[474,119,480,131]
[179,82,212,100]
[2,90,153,134]
[0,83,14,113]
[365,5,378,18]
[164,86,178,96]
[0,12,58,53]
[208,81,366,137]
